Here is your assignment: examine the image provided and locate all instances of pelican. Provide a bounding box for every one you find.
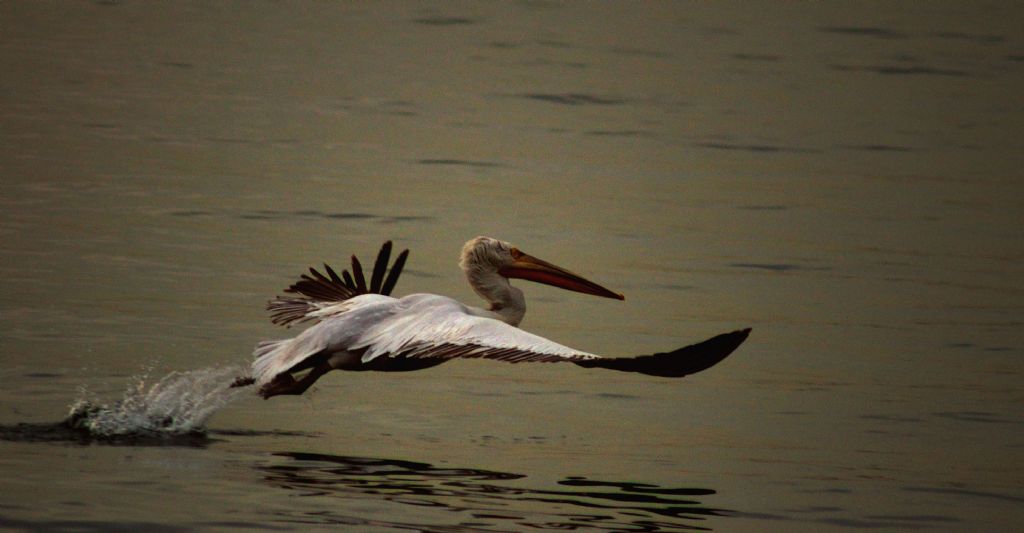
[237,237,750,398]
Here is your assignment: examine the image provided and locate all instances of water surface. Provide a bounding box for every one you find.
[1,2,1022,531]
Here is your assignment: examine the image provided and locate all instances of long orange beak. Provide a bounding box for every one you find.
[498,248,625,300]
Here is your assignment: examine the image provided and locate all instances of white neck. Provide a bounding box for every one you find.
[465,269,526,326]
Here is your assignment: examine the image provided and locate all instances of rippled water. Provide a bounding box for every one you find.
[1,2,1022,531]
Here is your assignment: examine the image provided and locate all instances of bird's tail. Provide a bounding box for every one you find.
[250,339,290,385]
[227,340,288,390]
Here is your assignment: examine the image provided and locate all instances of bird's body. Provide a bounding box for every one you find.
[253,292,596,381]
[243,237,749,398]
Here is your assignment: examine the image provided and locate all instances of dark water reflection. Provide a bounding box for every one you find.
[0,421,212,447]
[256,452,726,532]
[0,420,319,448]
[0,419,727,530]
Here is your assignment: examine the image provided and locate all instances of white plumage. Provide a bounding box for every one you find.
[252,293,596,388]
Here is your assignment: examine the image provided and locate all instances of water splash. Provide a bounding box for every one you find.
[66,366,249,438]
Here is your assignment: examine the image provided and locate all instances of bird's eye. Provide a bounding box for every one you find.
[510,247,523,259]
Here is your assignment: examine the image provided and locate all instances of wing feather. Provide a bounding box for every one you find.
[267,241,409,327]
[351,255,367,292]
[342,270,356,289]
[370,241,392,293]
[351,295,599,364]
[380,249,408,296]
[323,263,343,284]
[251,335,328,386]
[575,328,750,377]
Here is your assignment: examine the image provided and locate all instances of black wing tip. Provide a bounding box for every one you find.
[380,248,409,296]
[267,240,411,325]
[351,255,367,292]
[576,327,751,377]
[323,263,342,283]
[370,241,393,293]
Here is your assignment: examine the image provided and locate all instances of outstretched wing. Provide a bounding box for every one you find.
[351,296,748,376]
[352,295,600,365]
[267,241,409,327]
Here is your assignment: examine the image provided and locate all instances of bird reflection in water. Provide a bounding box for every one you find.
[257,452,729,531]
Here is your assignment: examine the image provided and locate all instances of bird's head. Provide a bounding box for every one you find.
[460,236,624,300]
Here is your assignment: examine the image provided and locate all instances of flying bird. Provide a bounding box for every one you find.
[238,237,750,398]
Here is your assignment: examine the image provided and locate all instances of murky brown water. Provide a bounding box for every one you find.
[2,2,1022,531]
